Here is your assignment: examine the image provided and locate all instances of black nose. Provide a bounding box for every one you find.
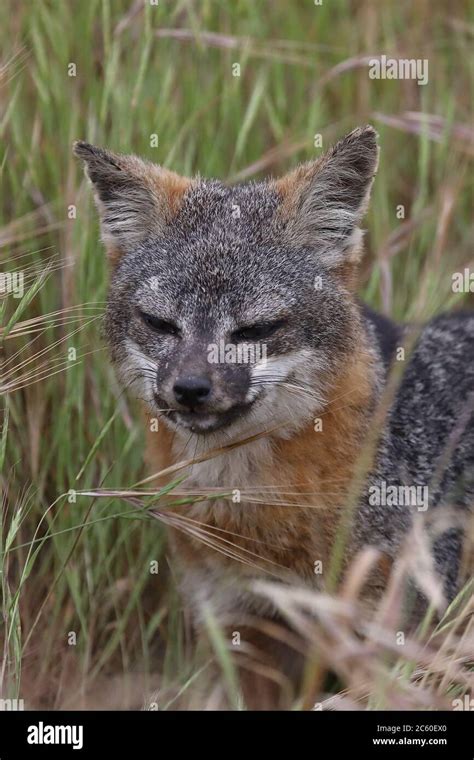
[173,376,212,407]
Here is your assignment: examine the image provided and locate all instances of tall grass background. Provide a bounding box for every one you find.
[1,0,473,709]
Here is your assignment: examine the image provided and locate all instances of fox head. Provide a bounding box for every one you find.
[74,127,379,438]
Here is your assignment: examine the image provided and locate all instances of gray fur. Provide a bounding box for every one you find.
[74,127,473,609]
[358,310,474,602]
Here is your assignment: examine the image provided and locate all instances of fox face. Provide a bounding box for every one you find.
[74,127,379,438]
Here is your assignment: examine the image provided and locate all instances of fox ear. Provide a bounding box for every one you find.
[274,126,379,269]
[73,142,193,262]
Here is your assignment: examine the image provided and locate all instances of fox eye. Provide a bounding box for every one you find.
[139,311,180,336]
[231,319,286,342]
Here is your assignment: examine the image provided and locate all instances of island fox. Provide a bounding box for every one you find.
[74,127,473,705]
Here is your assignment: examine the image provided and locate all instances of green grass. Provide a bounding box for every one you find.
[0,0,473,708]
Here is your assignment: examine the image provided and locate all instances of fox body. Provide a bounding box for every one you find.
[74,128,473,669]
